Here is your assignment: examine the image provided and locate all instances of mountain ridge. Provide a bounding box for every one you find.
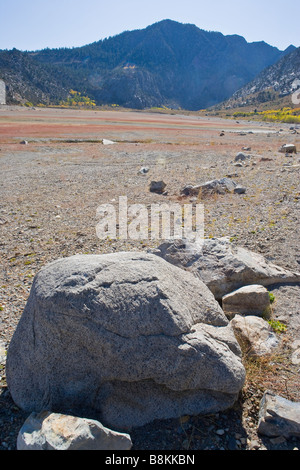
[212,46,300,111]
[0,19,296,109]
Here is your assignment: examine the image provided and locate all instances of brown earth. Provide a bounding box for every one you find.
[0,105,299,451]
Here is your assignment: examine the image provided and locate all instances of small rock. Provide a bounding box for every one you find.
[222,284,271,319]
[279,144,297,154]
[102,139,115,145]
[235,152,251,162]
[258,391,300,438]
[180,178,237,197]
[20,140,28,145]
[230,315,279,357]
[249,439,260,450]
[17,411,133,450]
[234,185,246,194]
[138,167,149,174]
[150,180,167,193]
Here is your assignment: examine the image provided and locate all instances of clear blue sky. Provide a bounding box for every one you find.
[0,0,299,51]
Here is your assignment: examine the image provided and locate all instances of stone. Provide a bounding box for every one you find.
[230,315,279,356]
[258,391,300,438]
[279,144,297,154]
[153,237,300,300]
[150,180,167,193]
[6,252,245,430]
[235,152,251,162]
[17,411,132,450]
[180,178,237,198]
[234,185,246,194]
[138,166,149,174]
[222,284,271,319]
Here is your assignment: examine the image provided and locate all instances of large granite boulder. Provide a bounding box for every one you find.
[153,238,300,300]
[6,252,245,430]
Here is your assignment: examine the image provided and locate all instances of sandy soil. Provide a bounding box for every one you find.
[0,105,299,451]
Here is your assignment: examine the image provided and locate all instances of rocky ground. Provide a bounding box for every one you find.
[0,105,299,451]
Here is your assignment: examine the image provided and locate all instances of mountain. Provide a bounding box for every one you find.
[0,20,295,110]
[0,48,70,105]
[215,46,300,110]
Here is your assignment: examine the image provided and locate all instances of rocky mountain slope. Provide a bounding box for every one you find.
[0,20,294,109]
[216,46,300,110]
[0,49,70,105]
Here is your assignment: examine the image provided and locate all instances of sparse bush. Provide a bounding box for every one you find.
[268,319,287,333]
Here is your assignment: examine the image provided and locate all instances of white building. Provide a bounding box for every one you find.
[0,79,6,105]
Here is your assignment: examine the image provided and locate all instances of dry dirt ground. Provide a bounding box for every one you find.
[0,105,299,451]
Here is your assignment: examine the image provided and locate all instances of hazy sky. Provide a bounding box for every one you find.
[0,0,299,51]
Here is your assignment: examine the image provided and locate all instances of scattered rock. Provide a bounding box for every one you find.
[154,237,300,300]
[138,166,149,174]
[235,152,251,162]
[149,180,167,193]
[234,185,246,194]
[6,252,245,430]
[258,391,300,438]
[102,139,115,145]
[222,284,271,319]
[180,178,237,198]
[230,315,279,356]
[17,411,132,450]
[279,144,297,154]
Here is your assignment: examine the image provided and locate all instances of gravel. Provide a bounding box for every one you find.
[0,106,299,450]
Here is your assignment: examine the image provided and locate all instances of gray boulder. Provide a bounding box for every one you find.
[153,237,300,300]
[6,252,245,430]
[258,391,300,438]
[180,178,237,198]
[17,411,132,450]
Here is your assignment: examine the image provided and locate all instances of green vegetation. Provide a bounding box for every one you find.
[268,319,287,333]
[59,90,96,108]
[268,292,275,304]
[233,107,300,124]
